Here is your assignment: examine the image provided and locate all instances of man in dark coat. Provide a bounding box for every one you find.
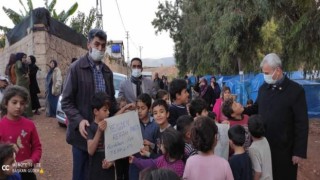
[244,53,309,180]
[61,29,118,180]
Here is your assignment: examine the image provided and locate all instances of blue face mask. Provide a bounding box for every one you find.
[263,70,277,84]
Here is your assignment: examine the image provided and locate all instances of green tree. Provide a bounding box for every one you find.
[44,0,78,23]
[70,8,97,37]
[153,0,320,75]
[1,0,78,28]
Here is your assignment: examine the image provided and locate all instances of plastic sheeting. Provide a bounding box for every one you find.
[232,73,320,118]
[6,8,87,49]
[187,73,320,118]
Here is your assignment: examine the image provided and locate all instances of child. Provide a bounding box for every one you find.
[0,143,21,180]
[246,99,253,107]
[0,85,42,180]
[129,93,159,180]
[168,79,189,126]
[183,116,233,180]
[86,92,115,179]
[176,115,197,161]
[189,98,209,119]
[130,128,185,177]
[151,99,174,155]
[213,86,232,123]
[140,168,180,180]
[248,115,273,180]
[117,96,128,109]
[208,111,216,121]
[228,125,253,180]
[222,98,249,126]
[156,89,170,104]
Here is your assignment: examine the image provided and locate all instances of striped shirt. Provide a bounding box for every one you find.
[185,143,197,159]
[88,58,106,92]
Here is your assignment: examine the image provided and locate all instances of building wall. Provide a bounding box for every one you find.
[0,30,128,97]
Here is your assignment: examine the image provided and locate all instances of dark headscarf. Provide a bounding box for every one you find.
[200,78,208,97]
[15,52,26,62]
[15,52,28,74]
[29,55,36,64]
[29,55,39,75]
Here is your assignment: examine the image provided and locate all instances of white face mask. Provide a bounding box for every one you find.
[132,68,142,78]
[89,48,105,61]
[263,70,277,84]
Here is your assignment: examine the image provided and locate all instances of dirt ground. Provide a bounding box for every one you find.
[32,114,320,180]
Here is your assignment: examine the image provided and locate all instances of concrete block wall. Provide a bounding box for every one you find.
[0,30,129,98]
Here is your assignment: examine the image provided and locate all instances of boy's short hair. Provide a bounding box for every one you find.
[116,96,126,104]
[0,143,15,166]
[191,116,218,153]
[91,92,111,111]
[248,115,265,138]
[221,98,234,119]
[169,79,187,101]
[137,93,152,109]
[176,115,193,135]
[208,111,216,120]
[246,99,253,105]
[151,99,168,112]
[131,57,143,66]
[189,98,207,118]
[156,89,169,100]
[228,125,246,146]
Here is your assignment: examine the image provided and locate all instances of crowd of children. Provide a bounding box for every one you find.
[0,77,273,180]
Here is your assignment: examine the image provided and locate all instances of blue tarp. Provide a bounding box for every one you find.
[187,73,320,118]
[111,44,121,53]
[231,73,320,118]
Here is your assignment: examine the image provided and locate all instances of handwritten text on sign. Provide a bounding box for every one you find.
[104,111,143,161]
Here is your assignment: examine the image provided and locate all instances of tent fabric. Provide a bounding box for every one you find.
[188,73,320,118]
[111,44,121,53]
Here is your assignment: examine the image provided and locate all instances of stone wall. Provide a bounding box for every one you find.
[0,30,128,97]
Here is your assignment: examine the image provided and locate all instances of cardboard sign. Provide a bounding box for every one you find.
[104,111,143,161]
[214,123,230,160]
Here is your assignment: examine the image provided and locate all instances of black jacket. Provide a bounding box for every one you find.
[61,53,118,151]
[244,76,308,180]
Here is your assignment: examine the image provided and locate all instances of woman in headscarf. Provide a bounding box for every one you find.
[5,53,16,83]
[29,55,41,115]
[45,60,62,117]
[15,52,33,117]
[194,77,215,111]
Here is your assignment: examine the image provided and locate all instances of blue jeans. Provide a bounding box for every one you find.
[72,146,89,180]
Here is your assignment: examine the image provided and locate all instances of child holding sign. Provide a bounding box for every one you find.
[87,92,134,180]
[129,93,159,180]
[129,128,185,177]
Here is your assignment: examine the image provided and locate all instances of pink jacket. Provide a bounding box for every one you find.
[212,98,228,123]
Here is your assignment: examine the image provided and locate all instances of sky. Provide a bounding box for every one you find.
[0,0,174,60]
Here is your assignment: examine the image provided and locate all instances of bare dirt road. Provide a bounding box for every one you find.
[32,113,320,180]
